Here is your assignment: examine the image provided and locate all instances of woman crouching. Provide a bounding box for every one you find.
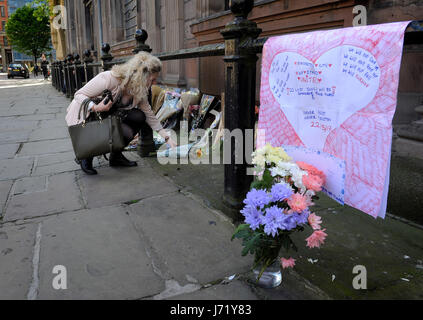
[65,52,177,175]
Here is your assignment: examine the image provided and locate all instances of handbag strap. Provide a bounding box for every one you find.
[78,98,92,122]
[108,116,113,155]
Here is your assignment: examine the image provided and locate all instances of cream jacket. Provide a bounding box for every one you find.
[65,71,163,132]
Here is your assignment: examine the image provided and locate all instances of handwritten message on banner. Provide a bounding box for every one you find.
[257,22,410,218]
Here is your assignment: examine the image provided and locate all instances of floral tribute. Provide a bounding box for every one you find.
[231,143,327,280]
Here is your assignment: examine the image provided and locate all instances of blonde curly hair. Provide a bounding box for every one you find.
[111,51,162,105]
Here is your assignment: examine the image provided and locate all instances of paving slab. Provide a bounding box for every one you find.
[36,108,65,115]
[32,159,79,176]
[0,223,38,299]
[28,126,70,142]
[37,206,165,300]
[36,151,76,167]
[13,176,48,195]
[4,172,83,222]
[0,120,39,132]
[0,130,31,144]
[31,151,79,177]
[18,139,73,156]
[15,114,56,121]
[166,280,259,300]
[38,119,67,128]
[78,165,179,208]
[0,157,34,181]
[0,143,19,160]
[0,108,36,117]
[129,193,254,285]
[0,180,13,215]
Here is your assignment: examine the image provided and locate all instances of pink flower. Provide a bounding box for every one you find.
[296,161,326,184]
[302,174,324,192]
[308,213,322,230]
[287,193,310,213]
[280,257,296,269]
[306,229,327,248]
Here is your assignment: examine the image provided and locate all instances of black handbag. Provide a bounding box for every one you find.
[68,95,126,160]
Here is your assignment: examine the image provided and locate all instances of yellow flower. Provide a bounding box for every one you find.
[252,143,292,167]
[252,154,266,168]
[270,147,291,162]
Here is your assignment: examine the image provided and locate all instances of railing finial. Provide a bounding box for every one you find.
[230,0,254,19]
[101,43,114,70]
[133,29,152,54]
[73,53,80,63]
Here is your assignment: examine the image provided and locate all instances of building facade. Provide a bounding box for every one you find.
[60,0,422,125]
[0,0,12,72]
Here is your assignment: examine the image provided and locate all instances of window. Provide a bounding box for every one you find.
[0,6,5,17]
[2,21,5,31]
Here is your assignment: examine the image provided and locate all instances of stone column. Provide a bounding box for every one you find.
[162,0,186,87]
[144,0,161,53]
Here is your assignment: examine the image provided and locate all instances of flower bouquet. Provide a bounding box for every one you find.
[231,143,327,287]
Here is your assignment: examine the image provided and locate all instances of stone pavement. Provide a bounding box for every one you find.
[0,76,329,300]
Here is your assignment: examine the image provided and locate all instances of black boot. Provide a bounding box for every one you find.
[80,157,97,175]
[109,151,137,167]
[138,122,156,157]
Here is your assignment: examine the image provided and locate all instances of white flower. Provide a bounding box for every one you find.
[270,166,289,178]
[271,160,307,192]
[252,153,266,168]
[305,189,316,198]
[252,143,292,168]
[290,166,307,193]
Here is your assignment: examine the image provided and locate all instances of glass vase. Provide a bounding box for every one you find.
[252,259,282,289]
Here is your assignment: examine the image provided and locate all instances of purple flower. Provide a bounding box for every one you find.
[283,209,310,230]
[295,209,310,225]
[243,189,271,209]
[270,182,293,202]
[241,205,264,230]
[262,206,289,237]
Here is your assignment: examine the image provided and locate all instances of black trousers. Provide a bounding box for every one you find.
[121,108,149,145]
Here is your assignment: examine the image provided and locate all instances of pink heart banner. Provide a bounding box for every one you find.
[257,21,411,218]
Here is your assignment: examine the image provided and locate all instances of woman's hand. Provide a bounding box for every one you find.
[166,137,178,149]
[93,96,113,112]
[158,129,178,148]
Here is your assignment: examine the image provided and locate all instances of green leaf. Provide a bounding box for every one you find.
[250,180,265,190]
[241,233,261,256]
[231,224,251,241]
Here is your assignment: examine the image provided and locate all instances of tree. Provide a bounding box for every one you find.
[32,0,53,21]
[5,4,51,65]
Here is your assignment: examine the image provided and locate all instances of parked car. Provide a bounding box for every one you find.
[7,63,29,79]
